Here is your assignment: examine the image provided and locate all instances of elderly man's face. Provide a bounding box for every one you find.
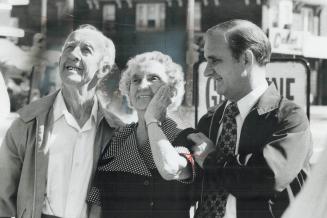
[59,29,105,87]
[129,60,169,111]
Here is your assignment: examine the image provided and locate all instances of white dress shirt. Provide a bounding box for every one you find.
[42,91,98,218]
[217,82,269,218]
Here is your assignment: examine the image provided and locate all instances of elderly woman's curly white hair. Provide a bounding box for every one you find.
[119,51,185,111]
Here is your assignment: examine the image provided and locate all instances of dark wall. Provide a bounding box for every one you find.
[201,0,262,31]
[46,1,74,50]
[318,60,327,104]
[74,0,187,71]
[11,0,42,46]
[11,0,73,49]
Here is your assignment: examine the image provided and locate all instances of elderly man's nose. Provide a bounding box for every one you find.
[69,47,81,61]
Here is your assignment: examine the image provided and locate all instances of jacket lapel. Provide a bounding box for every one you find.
[209,101,227,144]
[34,105,54,218]
[238,84,281,154]
[92,118,115,177]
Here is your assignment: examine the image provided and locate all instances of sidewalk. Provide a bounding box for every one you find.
[309,106,327,164]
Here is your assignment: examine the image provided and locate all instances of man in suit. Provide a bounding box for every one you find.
[188,19,312,218]
[0,25,123,218]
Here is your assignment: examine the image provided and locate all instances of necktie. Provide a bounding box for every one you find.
[196,102,239,218]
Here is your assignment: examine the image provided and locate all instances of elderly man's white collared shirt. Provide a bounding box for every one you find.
[42,91,98,218]
[215,82,269,218]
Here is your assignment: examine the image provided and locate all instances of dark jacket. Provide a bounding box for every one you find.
[197,84,312,218]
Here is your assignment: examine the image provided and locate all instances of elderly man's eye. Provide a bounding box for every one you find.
[82,47,92,54]
[132,78,141,83]
[64,45,74,51]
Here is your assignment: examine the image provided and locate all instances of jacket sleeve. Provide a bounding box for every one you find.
[0,118,26,217]
[203,101,312,199]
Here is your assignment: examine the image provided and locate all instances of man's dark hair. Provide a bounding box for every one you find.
[207,19,271,66]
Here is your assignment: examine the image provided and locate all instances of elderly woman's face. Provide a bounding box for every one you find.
[129,60,169,111]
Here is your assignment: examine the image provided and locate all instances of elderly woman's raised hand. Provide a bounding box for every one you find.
[144,84,174,123]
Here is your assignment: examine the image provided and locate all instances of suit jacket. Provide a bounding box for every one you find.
[0,91,123,218]
[197,84,312,218]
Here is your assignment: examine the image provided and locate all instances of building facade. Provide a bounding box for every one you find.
[2,0,327,112]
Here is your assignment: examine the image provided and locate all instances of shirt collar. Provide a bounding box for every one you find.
[231,81,268,120]
[53,91,98,129]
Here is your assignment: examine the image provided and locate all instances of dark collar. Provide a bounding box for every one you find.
[255,84,281,115]
[17,89,123,128]
[18,90,60,122]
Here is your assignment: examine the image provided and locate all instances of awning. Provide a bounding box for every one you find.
[0,26,24,37]
[295,0,327,6]
[9,0,30,5]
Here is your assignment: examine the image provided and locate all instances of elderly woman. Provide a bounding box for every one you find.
[87,51,196,218]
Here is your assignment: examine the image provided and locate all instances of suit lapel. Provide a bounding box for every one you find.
[238,84,281,155]
[209,101,227,145]
[238,109,270,154]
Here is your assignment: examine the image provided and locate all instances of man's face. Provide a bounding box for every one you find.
[59,29,105,87]
[204,31,247,101]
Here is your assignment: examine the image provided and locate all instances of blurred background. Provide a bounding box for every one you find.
[0,0,326,163]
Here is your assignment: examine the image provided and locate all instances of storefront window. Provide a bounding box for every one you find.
[102,4,116,32]
[136,3,165,31]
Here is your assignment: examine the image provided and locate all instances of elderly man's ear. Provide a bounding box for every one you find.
[97,56,113,79]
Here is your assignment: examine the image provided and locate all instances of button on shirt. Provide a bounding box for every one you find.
[218,82,268,218]
[42,91,98,218]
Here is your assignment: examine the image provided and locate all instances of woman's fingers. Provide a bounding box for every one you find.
[154,85,172,106]
[144,84,173,121]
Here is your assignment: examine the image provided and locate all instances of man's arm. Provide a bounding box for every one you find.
[0,119,26,217]
[281,139,327,218]
[202,101,312,198]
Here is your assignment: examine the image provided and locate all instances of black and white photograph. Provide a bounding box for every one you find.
[1,0,327,217]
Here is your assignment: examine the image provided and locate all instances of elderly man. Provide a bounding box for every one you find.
[0,25,122,218]
[188,19,312,218]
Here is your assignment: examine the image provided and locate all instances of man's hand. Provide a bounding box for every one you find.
[187,133,215,168]
[144,85,173,123]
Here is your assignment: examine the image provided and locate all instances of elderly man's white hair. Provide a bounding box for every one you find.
[63,24,116,68]
[119,51,185,111]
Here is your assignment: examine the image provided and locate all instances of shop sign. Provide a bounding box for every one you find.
[269,28,304,55]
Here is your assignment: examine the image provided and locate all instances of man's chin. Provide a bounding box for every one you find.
[62,77,84,87]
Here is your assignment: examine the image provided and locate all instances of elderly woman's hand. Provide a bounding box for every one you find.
[144,84,173,123]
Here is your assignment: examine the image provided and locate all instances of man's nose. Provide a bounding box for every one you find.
[139,78,150,89]
[204,63,213,77]
[69,47,81,61]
